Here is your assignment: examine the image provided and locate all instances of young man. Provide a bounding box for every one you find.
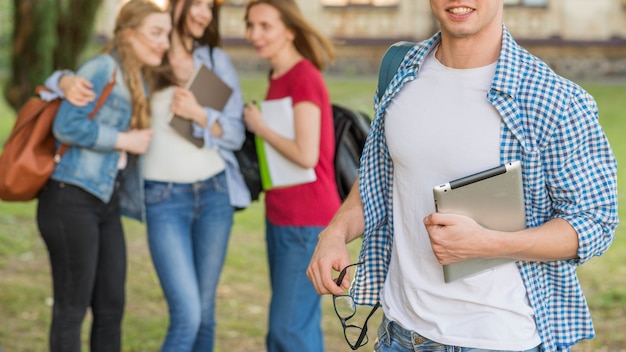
[306,1,618,351]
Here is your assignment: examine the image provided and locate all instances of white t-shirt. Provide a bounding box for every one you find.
[143,87,225,183]
[381,49,541,350]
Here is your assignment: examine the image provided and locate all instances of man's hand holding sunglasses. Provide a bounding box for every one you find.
[306,224,352,296]
[307,179,366,295]
[306,182,381,350]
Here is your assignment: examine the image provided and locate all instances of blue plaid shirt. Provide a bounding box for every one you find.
[353,26,618,352]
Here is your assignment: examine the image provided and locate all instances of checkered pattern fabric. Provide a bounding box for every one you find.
[352,26,618,352]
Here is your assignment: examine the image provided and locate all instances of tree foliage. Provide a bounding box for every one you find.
[4,0,104,110]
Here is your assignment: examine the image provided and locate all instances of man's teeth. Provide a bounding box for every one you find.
[449,7,473,15]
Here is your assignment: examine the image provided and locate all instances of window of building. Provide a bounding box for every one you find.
[321,0,399,7]
[220,0,399,7]
[219,0,246,6]
[504,0,548,6]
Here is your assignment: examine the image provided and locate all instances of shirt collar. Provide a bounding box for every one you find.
[401,25,522,98]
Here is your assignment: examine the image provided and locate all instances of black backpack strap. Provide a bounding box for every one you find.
[376,41,415,102]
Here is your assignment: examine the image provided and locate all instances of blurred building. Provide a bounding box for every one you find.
[97,0,626,79]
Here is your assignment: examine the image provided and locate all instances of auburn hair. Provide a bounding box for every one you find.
[245,0,335,71]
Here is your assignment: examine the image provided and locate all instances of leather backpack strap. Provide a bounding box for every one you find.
[55,68,118,160]
[376,41,415,102]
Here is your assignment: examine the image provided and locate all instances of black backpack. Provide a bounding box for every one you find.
[331,42,414,201]
[234,129,263,204]
[234,104,371,204]
[332,104,371,201]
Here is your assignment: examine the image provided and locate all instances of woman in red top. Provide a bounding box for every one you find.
[243,1,340,351]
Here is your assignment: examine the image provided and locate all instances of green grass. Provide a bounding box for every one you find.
[1,77,625,351]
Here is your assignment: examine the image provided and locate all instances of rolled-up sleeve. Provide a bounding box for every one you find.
[199,48,245,151]
[546,90,618,265]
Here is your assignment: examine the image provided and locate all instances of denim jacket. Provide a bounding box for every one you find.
[45,46,250,209]
[51,54,146,221]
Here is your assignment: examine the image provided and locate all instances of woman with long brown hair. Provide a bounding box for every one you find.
[142,0,247,350]
[243,1,340,351]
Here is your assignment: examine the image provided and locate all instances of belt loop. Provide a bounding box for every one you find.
[379,314,392,346]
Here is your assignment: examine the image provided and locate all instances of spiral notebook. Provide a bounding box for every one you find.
[433,160,526,283]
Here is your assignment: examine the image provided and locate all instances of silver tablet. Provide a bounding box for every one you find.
[433,160,526,283]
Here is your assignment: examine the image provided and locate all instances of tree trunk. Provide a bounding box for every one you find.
[4,0,57,110]
[3,0,103,110]
[55,0,104,70]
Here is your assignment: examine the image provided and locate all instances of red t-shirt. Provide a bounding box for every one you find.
[264,60,341,226]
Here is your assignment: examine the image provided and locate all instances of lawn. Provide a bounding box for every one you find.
[0,76,625,352]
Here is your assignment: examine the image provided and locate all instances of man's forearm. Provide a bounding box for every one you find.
[322,177,366,244]
[497,218,579,262]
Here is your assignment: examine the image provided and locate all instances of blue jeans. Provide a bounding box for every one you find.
[265,221,324,352]
[145,172,234,352]
[374,315,541,352]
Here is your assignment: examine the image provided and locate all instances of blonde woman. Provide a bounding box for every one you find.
[36,1,171,351]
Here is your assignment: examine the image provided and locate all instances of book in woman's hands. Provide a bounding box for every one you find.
[168,63,233,148]
[255,97,317,189]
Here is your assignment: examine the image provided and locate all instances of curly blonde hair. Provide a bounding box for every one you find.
[104,0,167,129]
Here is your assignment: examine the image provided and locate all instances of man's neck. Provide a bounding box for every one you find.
[436,25,503,69]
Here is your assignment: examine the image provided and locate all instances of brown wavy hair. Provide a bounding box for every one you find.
[150,0,224,91]
[245,0,335,70]
[103,0,167,129]
[169,0,222,51]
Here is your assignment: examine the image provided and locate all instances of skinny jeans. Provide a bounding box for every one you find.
[37,177,126,352]
[145,172,234,352]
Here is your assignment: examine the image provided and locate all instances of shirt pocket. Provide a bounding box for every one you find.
[94,93,132,130]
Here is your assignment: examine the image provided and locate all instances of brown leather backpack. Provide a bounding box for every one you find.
[0,74,115,202]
